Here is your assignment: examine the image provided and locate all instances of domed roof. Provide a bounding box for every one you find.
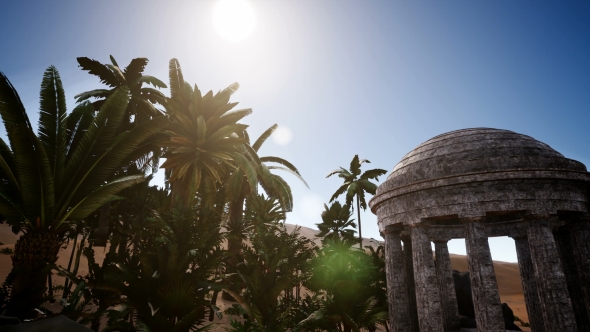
[385,128,586,189]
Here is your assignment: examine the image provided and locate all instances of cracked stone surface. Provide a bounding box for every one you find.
[371,128,590,331]
[384,231,413,332]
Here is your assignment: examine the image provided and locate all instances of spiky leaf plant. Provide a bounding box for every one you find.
[0,67,166,318]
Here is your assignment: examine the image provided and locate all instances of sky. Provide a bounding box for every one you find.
[1,0,589,262]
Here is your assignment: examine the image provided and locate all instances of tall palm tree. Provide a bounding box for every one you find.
[75,55,166,128]
[223,125,307,300]
[75,55,167,245]
[0,67,167,318]
[327,155,386,249]
[160,58,259,206]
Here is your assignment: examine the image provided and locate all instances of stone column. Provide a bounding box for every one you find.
[464,219,505,332]
[554,226,590,331]
[402,236,420,331]
[410,226,444,331]
[433,240,460,331]
[570,218,590,321]
[513,236,546,332]
[526,215,577,332]
[384,229,413,331]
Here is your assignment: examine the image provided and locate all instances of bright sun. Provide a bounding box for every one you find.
[213,0,256,42]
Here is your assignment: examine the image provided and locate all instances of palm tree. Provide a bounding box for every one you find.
[316,201,357,247]
[223,125,307,300]
[327,155,386,249]
[75,55,167,245]
[0,67,167,318]
[75,55,166,128]
[160,58,260,206]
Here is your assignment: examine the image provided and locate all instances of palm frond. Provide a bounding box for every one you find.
[62,175,145,223]
[267,165,309,188]
[252,124,277,152]
[77,57,120,88]
[329,184,348,203]
[168,59,185,101]
[360,168,387,181]
[0,71,33,134]
[123,57,149,83]
[349,155,362,177]
[38,66,68,187]
[137,75,167,89]
[260,156,302,175]
[73,89,111,103]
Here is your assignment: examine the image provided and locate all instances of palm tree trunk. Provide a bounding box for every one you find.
[6,231,61,319]
[357,195,362,250]
[223,197,246,301]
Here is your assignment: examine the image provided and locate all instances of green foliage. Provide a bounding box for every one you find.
[161,59,258,206]
[56,195,225,331]
[316,201,357,247]
[327,155,386,248]
[0,68,165,233]
[224,194,317,332]
[299,243,388,332]
[0,247,13,254]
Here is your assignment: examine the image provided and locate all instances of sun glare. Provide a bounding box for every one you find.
[213,0,256,42]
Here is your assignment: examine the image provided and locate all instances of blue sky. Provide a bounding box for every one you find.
[1,0,589,262]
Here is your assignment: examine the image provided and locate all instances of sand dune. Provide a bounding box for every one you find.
[0,224,530,330]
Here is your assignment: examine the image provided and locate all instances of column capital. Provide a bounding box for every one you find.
[432,238,450,244]
[383,224,406,235]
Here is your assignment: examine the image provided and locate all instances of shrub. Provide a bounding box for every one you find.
[0,247,14,255]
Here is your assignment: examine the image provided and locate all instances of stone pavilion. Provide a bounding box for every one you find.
[369,128,590,332]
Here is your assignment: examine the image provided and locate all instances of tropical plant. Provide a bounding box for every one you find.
[56,197,226,332]
[75,55,167,128]
[160,58,259,206]
[316,201,357,247]
[224,194,316,331]
[301,243,388,332]
[223,125,307,300]
[0,67,166,318]
[327,155,386,249]
[75,55,167,245]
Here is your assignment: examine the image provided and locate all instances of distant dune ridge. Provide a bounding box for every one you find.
[0,223,530,330]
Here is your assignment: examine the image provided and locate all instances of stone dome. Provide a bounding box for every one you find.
[385,128,586,189]
[370,128,590,230]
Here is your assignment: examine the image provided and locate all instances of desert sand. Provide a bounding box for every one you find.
[0,223,530,330]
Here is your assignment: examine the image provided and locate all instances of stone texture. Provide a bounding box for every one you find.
[369,128,590,231]
[570,219,590,322]
[464,220,505,332]
[402,236,420,331]
[369,128,590,332]
[513,236,545,332]
[434,240,460,331]
[554,226,590,331]
[527,217,577,332]
[411,226,444,331]
[384,230,413,332]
